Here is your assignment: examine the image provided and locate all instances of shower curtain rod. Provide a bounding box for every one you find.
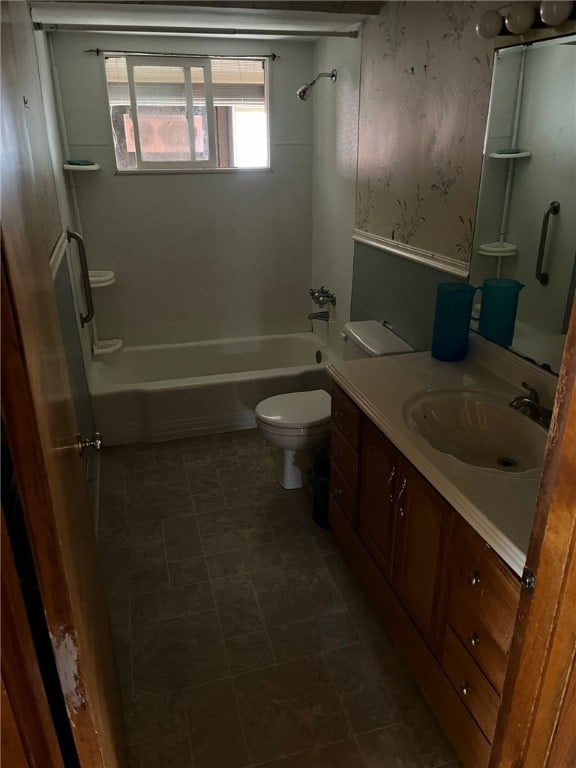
[84,49,278,59]
[34,22,358,38]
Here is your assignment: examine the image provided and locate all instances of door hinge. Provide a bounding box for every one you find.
[521,567,536,593]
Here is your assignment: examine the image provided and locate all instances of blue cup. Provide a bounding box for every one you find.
[431,282,476,362]
[477,278,524,348]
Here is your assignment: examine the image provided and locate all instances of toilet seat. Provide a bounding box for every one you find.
[255,390,331,429]
[255,421,330,439]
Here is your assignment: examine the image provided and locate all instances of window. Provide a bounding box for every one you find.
[104,55,269,171]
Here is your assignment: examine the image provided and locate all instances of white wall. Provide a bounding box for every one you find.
[311,36,361,355]
[51,33,315,346]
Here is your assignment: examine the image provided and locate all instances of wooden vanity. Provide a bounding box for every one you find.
[329,383,521,768]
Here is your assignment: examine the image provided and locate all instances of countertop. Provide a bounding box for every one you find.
[326,342,554,577]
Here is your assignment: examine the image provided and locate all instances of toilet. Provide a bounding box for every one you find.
[256,390,332,489]
[255,321,414,490]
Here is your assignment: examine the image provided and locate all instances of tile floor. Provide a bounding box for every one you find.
[97,429,461,768]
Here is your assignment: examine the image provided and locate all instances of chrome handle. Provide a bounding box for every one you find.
[76,432,103,455]
[468,571,481,587]
[535,200,560,286]
[67,228,95,326]
[461,682,471,697]
[397,477,407,517]
[469,633,480,648]
[387,466,397,503]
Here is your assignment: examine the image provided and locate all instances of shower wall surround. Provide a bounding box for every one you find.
[51,34,315,347]
[311,36,361,356]
[355,2,495,268]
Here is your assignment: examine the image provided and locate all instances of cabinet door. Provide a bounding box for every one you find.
[358,418,399,581]
[394,460,453,650]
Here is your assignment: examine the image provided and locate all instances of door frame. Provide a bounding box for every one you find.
[490,297,576,766]
[1,511,65,768]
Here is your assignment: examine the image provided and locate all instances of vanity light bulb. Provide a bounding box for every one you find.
[505,2,537,33]
[540,0,574,26]
[476,9,504,39]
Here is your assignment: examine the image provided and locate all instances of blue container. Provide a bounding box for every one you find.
[431,282,476,362]
[478,278,524,348]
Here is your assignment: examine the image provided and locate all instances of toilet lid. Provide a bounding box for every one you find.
[256,390,332,429]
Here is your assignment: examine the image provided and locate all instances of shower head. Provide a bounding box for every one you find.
[296,69,337,101]
[296,83,312,101]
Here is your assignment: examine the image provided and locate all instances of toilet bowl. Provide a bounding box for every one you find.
[255,390,331,489]
[255,323,413,490]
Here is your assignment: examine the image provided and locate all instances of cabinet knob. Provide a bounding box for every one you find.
[334,410,343,418]
[333,487,343,498]
[468,571,481,587]
[334,449,343,460]
[461,682,472,697]
[469,633,480,648]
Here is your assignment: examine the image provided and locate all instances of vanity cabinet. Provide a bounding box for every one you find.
[445,518,521,695]
[393,459,454,654]
[328,384,521,768]
[357,418,398,580]
[330,386,362,528]
[357,420,453,650]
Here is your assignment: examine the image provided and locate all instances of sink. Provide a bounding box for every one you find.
[403,389,547,473]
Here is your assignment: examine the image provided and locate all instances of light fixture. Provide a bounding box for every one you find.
[505,2,537,34]
[540,0,574,26]
[476,9,504,39]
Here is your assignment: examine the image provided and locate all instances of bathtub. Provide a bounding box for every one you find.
[90,332,335,445]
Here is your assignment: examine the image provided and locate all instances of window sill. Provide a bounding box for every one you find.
[113,167,272,176]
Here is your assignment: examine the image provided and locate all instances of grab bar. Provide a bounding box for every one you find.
[535,201,560,286]
[66,228,94,326]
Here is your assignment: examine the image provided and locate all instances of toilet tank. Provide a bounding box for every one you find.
[342,321,414,360]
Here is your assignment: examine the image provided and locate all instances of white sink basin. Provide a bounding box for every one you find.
[403,389,547,473]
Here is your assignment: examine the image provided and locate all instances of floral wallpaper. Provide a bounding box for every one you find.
[356,1,496,265]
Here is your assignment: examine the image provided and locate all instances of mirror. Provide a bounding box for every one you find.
[470,35,576,374]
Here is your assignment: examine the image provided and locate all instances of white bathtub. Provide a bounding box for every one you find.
[90,332,334,445]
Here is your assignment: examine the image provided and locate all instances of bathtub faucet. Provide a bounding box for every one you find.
[309,286,336,308]
[308,311,329,321]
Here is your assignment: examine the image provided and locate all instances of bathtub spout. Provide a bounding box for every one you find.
[308,311,329,321]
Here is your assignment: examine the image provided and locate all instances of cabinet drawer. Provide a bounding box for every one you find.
[331,385,361,450]
[448,519,520,663]
[330,461,358,528]
[443,628,500,743]
[449,588,509,692]
[331,426,359,488]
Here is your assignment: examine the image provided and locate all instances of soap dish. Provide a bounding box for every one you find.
[89,270,115,288]
[92,339,123,355]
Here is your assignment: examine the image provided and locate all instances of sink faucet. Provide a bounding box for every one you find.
[509,382,552,428]
[308,311,329,321]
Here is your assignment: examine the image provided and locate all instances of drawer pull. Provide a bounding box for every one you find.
[468,633,480,648]
[333,487,343,498]
[461,682,472,697]
[334,410,343,418]
[397,477,407,517]
[468,571,481,587]
[387,466,396,502]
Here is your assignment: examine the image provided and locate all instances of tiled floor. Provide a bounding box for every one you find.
[97,430,461,768]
